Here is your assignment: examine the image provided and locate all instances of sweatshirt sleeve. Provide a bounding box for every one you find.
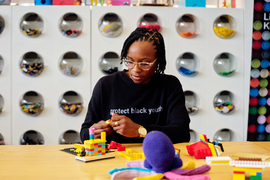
[143,77,190,143]
[80,81,102,143]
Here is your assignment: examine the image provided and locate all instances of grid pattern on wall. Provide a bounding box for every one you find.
[0,6,248,144]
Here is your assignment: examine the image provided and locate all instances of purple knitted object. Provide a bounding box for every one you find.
[143,131,183,173]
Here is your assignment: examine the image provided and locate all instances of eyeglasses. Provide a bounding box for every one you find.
[122,58,157,70]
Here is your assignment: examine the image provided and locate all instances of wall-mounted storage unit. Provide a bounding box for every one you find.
[11,6,91,145]
[168,8,244,141]
[0,6,12,145]
[0,5,249,144]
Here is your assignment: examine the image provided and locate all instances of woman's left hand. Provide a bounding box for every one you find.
[110,113,140,138]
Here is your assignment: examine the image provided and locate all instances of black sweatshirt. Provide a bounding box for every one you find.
[80,70,190,144]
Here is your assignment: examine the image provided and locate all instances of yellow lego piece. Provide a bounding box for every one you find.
[126,148,133,154]
[233,173,245,180]
[208,143,217,157]
[119,151,134,160]
[74,144,85,153]
[199,134,206,141]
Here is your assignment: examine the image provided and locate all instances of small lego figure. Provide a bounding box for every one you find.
[80,147,86,156]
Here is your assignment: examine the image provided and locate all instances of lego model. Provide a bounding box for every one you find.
[229,160,270,180]
[186,134,224,159]
[83,128,106,156]
[60,128,115,162]
[206,156,232,165]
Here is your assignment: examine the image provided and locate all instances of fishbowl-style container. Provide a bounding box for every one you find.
[59,13,83,38]
[137,13,162,32]
[59,91,83,116]
[184,91,199,115]
[213,129,232,142]
[176,52,199,77]
[99,52,121,74]
[20,52,44,77]
[176,14,199,38]
[99,13,123,38]
[213,15,236,39]
[20,91,44,116]
[20,130,44,145]
[0,94,4,114]
[59,130,80,144]
[20,13,44,38]
[0,15,5,35]
[213,90,235,114]
[0,55,4,74]
[59,52,83,77]
[213,53,236,77]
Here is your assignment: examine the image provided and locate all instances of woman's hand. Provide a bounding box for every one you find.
[91,120,113,139]
[110,113,140,138]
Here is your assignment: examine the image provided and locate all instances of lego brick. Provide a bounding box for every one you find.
[206,156,232,165]
[233,173,245,180]
[250,176,262,180]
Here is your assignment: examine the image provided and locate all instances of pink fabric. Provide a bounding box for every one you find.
[111,170,154,180]
[164,172,210,180]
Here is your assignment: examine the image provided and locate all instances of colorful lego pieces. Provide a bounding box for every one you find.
[84,129,106,156]
[186,134,223,159]
[230,160,270,180]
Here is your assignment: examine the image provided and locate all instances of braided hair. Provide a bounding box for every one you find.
[120,27,166,74]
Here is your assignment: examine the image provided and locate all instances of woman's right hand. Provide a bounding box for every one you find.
[91,120,113,139]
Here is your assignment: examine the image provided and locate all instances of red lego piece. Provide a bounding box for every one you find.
[117,146,126,151]
[107,141,126,151]
[186,141,213,159]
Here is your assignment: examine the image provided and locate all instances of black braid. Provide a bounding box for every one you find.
[120,27,166,74]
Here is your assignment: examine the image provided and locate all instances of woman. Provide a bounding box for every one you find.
[80,27,190,143]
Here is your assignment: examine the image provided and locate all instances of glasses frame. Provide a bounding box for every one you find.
[122,58,157,71]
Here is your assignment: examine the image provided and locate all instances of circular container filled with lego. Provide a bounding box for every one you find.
[20,91,44,116]
[213,15,236,39]
[213,52,236,77]
[0,15,5,35]
[0,94,4,114]
[176,14,199,38]
[213,129,233,142]
[0,55,4,74]
[20,52,44,77]
[20,130,44,145]
[20,13,44,38]
[59,130,80,144]
[59,13,83,38]
[137,13,162,32]
[176,52,199,77]
[59,91,83,116]
[213,90,235,114]
[98,13,123,38]
[59,51,83,77]
[99,52,122,74]
[184,91,199,115]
